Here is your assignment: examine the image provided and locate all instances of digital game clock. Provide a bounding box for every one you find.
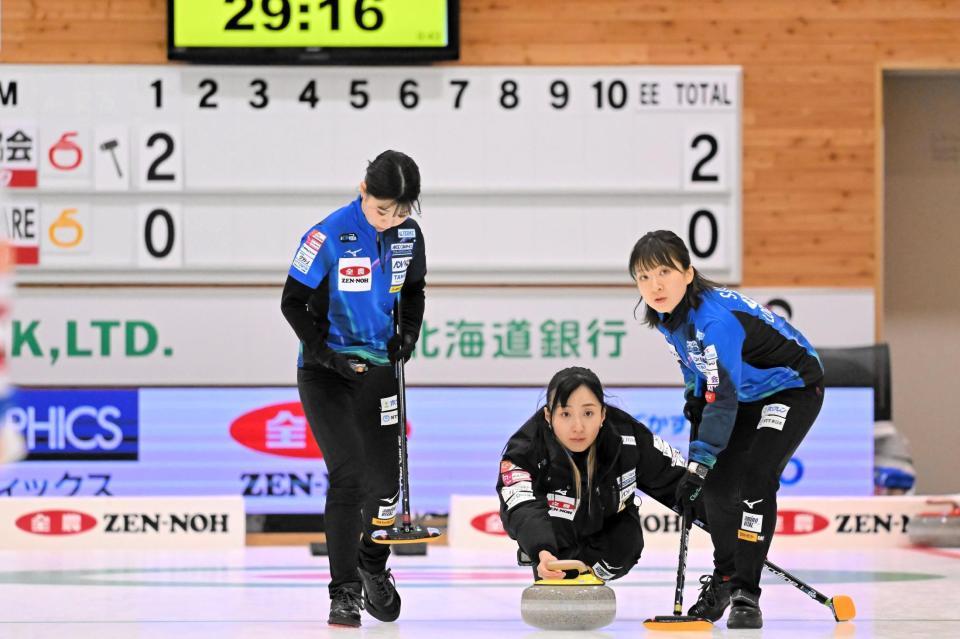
[168,0,459,64]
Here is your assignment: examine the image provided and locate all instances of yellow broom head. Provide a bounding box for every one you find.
[643,614,713,631]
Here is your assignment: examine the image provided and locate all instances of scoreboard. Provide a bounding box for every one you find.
[0,65,741,284]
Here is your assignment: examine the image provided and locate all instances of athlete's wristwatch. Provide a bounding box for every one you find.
[687,461,709,480]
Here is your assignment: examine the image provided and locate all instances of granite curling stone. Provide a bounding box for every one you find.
[909,499,960,548]
[520,559,616,631]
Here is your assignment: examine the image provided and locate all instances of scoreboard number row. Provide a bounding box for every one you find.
[2,124,727,193]
[150,76,733,112]
[1,200,725,274]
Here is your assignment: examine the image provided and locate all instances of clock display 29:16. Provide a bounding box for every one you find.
[224,0,385,33]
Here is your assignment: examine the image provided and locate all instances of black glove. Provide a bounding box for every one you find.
[683,394,707,427]
[316,349,361,380]
[387,333,416,364]
[674,463,708,519]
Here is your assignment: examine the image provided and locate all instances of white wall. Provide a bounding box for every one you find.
[884,72,960,494]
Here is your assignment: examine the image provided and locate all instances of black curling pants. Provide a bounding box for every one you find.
[701,383,823,598]
[539,510,645,582]
[298,364,402,595]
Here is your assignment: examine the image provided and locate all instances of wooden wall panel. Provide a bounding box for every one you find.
[4,0,960,287]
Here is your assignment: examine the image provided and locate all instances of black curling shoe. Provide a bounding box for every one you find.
[328,583,363,627]
[687,572,733,621]
[727,588,763,629]
[358,567,401,622]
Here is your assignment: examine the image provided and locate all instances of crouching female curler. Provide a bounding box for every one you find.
[497,366,688,583]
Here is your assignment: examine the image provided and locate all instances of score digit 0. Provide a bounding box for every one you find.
[138,204,183,268]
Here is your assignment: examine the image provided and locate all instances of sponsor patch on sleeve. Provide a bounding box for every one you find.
[703,344,720,385]
[592,561,617,580]
[653,434,687,467]
[500,460,517,473]
[292,230,326,275]
[666,342,682,363]
[306,230,326,250]
[380,410,399,426]
[398,228,416,239]
[653,435,673,459]
[671,449,686,467]
[500,481,533,504]
[621,435,636,446]
[501,469,532,486]
[380,395,398,411]
[737,529,759,542]
[505,490,536,510]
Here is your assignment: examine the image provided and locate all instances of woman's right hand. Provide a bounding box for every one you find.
[317,349,361,380]
[536,550,566,580]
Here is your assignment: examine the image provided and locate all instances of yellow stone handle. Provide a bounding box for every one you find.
[546,559,592,575]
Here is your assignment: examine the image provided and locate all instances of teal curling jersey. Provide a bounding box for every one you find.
[657,288,823,467]
[287,197,425,366]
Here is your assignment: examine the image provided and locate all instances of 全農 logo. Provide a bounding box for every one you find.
[15,510,97,536]
[339,265,370,277]
[229,402,322,459]
[470,511,507,536]
[775,510,830,535]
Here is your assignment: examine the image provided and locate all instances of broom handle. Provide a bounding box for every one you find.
[670,410,699,614]
[394,299,413,530]
[653,496,833,607]
[673,509,692,615]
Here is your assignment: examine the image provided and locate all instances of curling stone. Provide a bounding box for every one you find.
[520,559,616,630]
[909,499,960,547]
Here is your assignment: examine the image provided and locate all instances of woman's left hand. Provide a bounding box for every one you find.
[674,469,706,518]
[536,550,566,580]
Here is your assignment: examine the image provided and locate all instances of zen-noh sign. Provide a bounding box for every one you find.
[0,496,245,550]
[0,65,741,284]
